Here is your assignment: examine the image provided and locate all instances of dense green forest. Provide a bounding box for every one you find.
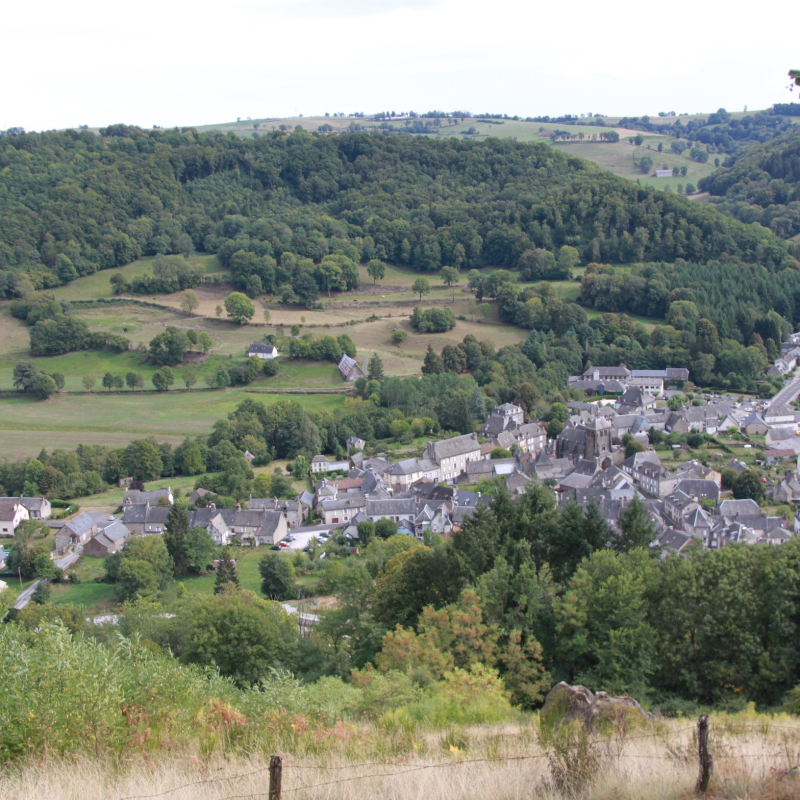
[577,259,799,339]
[699,128,800,242]
[0,126,796,301]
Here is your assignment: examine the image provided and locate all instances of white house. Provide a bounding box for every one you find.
[0,501,29,537]
[310,455,350,474]
[246,343,279,359]
[387,458,441,491]
[0,496,51,520]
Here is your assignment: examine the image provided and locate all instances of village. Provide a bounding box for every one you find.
[5,339,800,601]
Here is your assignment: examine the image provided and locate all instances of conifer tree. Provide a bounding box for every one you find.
[214,547,239,594]
[421,344,444,375]
[164,505,190,576]
[613,496,657,552]
[367,352,384,381]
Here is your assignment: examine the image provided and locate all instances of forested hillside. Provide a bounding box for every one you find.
[0,126,795,299]
[700,129,800,242]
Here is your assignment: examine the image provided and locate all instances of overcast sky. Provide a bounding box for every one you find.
[2,0,796,131]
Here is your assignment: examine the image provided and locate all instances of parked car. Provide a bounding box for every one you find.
[270,545,281,550]
[279,541,290,548]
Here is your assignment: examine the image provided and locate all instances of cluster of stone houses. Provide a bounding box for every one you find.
[567,366,689,397]
[10,354,800,566]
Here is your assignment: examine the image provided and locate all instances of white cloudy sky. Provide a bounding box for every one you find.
[2,0,796,130]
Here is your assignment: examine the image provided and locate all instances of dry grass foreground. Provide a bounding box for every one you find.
[4,717,800,800]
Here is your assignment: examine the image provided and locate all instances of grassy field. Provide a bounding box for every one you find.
[47,546,320,615]
[552,138,718,191]
[4,712,800,800]
[0,390,346,460]
[49,254,222,302]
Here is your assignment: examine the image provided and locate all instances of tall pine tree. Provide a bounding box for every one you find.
[164,505,190,576]
[367,352,384,381]
[613,496,657,552]
[214,547,240,594]
[421,344,444,375]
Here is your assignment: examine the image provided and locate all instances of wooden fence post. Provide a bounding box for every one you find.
[694,714,713,794]
[269,754,283,800]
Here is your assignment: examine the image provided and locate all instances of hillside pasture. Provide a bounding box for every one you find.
[0,390,345,461]
[49,254,222,302]
[551,138,718,191]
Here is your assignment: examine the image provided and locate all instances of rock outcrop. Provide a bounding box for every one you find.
[541,682,651,730]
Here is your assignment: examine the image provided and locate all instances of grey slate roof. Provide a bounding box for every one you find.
[673,479,720,502]
[247,343,277,355]
[366,499,419,516]
[64,512,95,537]
[0,496,46,512]
[94,519,130,543]
[124,488,171,505]
[427,433,480,460]
[718,498,760,516]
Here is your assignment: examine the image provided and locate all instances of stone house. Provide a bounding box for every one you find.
[621,450,677,498]
[318,495,368,525]
[387,458,441,491]
[55,511,96,554]
[84,520,131,558]
[424,433,481,483]
[773,472,800,503]
[365,498,419,526]
[189,508,231,546]
[123,487,173,506]
[741,412,769,436]
[248,497,305,528]
[121,504,171,536]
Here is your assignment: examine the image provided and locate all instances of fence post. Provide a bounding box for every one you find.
[694,714,713,794]
[269,754,283,800]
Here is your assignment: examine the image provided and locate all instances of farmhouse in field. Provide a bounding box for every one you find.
[338,354,366,381]
[246,343,279,359]
[655,169,673,178]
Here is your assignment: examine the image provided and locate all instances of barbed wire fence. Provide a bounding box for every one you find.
[114,718,800,800]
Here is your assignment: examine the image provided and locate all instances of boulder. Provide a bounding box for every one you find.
[541,682,651,731]
[540,682,596,729]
